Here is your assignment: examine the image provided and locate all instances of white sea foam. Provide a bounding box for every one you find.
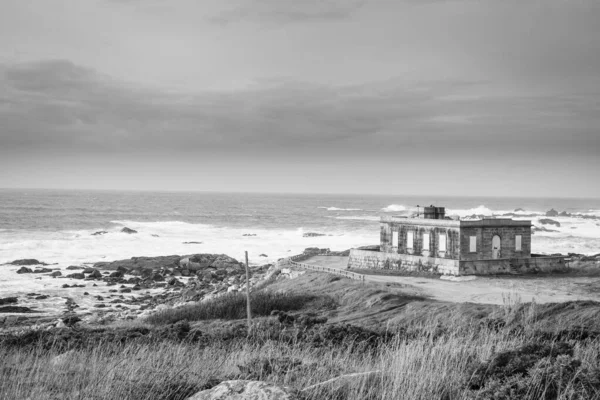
[318,207,363,211]
[381,204,409,212]
[0,221,377,271]
[332,216,381,221]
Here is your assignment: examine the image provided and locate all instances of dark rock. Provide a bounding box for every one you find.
[132,285,142,291]
[16,267,33,274]
[8,259,47,266]
[88,269,102,279]
[66,273,85,279]
[243,233,257,236]
[83,292,89,295]
[83,267,95,273]
[66,266,83,270]
[151,234,160,237]
[62,315,81,327]
[62,284,70,288]
[91,231,108,236]
[0,306,36,313]
[35,295,48,300]
[152,273,164,282]
[33,268,53,273]
[559,211,571,217]
[109,271,124,278]
[514,208,525,212]
[539,218,561,227]
[259,254,268,257]
[120,288,132,293]
[94,304,106,308]
[183,241,203,244]
[0,297,18,305]
[303,232,326,237]
[121,227,137,234]
[545,208,559,217]
[51,271,62,277]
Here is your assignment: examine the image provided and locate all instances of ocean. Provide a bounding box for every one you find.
[1,189,600,270]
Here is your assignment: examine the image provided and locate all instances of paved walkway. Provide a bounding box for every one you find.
[300,256,600,305]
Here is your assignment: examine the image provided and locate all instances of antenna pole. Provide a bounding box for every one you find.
[245,251,252,334]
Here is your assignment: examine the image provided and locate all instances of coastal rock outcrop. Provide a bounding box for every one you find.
[187,380,298,400]
[16,267,33,274]
[539,218,561,227]
[121,227,138,234]
[8,259,47,266]
[545,209,559,217]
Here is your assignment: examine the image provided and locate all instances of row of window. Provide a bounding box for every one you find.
[391,232,523,252]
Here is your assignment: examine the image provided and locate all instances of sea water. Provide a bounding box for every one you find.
[1,189,599,270]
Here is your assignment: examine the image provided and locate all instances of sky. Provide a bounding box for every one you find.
[0,0,599,197]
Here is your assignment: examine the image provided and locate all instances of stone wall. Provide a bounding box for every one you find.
[460,225,531,260]
[459,256,567,275]
[348,249,460,275]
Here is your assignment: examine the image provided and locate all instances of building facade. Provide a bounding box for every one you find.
[348,206,566,276]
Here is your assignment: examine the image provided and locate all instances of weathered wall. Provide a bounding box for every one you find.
[348,249,460,275]
[459,256,567,275]
[459,225,531,260]
[381,220,461,260]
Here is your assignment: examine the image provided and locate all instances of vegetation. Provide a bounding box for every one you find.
[2,276,600,399]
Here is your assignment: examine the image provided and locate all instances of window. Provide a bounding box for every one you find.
[469,236,477,252]
[392,231,399,247]
[407,231,414,249]
[515,235,522,251]
[439,234,447,252]
[423,233,430,251]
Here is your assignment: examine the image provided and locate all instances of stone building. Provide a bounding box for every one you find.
[348,206,566,276]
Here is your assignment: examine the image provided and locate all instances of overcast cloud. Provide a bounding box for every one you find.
[0,0,599,196]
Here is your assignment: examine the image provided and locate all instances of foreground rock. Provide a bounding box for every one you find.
[188,380,298,400]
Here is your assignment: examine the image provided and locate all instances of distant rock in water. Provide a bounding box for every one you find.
[66,266,83,270]
[303,232,326,237]
[182,241,203,244]
[539,218,561,227]
[32,268,53,273]
[545,208,559,217]
[16,267,33,274]
[8,259,47,266]
[259,254,268,257]
[559,211,571,217]
[514,208,526,212]
[91,231,108,236]
[243,233,257,236]
[121,227,138,234]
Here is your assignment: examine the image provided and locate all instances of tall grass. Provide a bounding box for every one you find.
[2,318,600,400]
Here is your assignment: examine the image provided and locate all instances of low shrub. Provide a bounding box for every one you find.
[145,291,325,325]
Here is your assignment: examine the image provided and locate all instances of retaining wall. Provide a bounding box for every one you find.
[348,249,460,276]
[459,256,568,275]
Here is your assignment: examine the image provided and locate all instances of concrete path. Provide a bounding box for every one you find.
[300,256,600,305]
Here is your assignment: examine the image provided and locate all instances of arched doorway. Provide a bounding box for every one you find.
[492,235,501,259]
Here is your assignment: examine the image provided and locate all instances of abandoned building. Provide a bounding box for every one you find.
[347,206,566,276]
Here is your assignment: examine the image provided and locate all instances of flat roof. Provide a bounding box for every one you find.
[381,215,531,227]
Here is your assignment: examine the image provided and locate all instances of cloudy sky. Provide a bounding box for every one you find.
[1,0,599,197]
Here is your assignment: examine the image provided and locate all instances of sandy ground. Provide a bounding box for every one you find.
[301,256,600,305]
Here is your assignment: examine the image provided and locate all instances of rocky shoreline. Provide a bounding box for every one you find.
[0,252,283,330]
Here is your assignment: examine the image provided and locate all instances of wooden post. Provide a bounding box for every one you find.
[245,251,252,333]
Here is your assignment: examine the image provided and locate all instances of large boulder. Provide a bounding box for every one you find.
[187,380,298,400]
[121,227,138,234]
[88,269,103,279]
[545,208,559,217]
[66,273,85,280]
[16,267,33,274]
[0,297,18,305]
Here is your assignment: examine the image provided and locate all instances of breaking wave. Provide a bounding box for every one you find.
[318,207,363,211]
[381,204,409,212]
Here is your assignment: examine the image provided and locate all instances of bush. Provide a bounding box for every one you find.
[145,291,324,325]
